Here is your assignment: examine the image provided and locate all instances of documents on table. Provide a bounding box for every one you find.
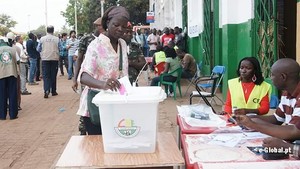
[177,104,226,127]
[186,132,270,148]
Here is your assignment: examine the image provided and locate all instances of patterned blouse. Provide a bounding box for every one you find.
[76,34,128,117]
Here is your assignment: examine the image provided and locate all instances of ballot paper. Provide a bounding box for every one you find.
[177,104,226,127]
[118,76,132,95]
[207,134,244,147]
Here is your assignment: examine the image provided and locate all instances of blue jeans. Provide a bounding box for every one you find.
[68,55,76,78]
[29,58,37,83]
[42,60,58,94]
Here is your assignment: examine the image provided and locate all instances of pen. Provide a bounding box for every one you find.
[228,114,237,124]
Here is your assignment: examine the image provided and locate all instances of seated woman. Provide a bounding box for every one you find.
[150,45,166,71]
[222,57,271,115]
[150,47,180,96]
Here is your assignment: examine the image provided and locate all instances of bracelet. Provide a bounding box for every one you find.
[293,144,299,158]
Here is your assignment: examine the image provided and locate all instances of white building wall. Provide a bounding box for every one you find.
[220,0,254,27]
[149,0,182,30]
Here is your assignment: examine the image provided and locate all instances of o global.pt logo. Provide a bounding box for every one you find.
[114,119,140,138]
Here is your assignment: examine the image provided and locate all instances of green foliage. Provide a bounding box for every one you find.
[62,0,90,34]
[0,14,17,28]
[0,14,17,36]
[31,25,47,36]
[61,0,149,35]
[118,0,149,25]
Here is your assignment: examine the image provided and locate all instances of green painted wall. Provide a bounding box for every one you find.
[187,36,203,68]
[220,20,253,98]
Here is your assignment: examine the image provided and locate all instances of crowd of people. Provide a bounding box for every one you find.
[0,5,299,159]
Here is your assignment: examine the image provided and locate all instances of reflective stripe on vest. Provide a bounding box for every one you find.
[228,78,271,109]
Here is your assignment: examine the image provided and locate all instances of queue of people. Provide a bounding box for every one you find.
[1,5,299,160]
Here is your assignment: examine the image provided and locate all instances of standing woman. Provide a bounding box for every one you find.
[222,57,271,115]
[76,6,130,135]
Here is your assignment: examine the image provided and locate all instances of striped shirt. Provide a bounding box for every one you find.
[274,82,300,129]
[66,38,79,56]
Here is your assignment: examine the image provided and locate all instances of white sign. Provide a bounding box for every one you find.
[187,0,204,37]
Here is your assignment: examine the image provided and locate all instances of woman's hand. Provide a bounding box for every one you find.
[234,109,247,115]
[104,78,121,92]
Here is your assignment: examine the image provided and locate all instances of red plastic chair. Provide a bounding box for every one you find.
[154,62,166,76]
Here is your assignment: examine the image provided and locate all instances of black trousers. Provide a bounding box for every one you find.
[0,76,18,119]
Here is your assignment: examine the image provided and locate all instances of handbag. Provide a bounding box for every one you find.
[87,89,101,126]
[87,41,123,126]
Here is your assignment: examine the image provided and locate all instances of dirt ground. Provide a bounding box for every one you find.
[0,71,223,169]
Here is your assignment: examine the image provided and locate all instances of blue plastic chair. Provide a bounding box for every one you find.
[190,65,226,105]
[270,94,279,109]
[198,66,225,92]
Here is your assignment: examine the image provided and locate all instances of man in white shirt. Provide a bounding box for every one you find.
[15,35,31,95]
[147,28,160,58]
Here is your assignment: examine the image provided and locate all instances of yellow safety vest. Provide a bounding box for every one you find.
[155,51,166,64]
[228,78,271,109]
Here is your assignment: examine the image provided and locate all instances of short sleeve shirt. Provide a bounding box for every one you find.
[76,34,128,117]
[274,82,300,129]
[183,54,196,75]
[166,57,180,77]
[78,33,96,54]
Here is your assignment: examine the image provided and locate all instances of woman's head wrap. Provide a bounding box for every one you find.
[102,6,130,30]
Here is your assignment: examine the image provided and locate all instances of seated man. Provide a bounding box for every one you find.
[235,58,300,140]
[176,49,197,79]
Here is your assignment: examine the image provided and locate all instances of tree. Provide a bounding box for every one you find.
[31,25,47,36]
[62,0,90,34]
[119,0,149,26]
[0,14,17,36]
[62,0,149,34]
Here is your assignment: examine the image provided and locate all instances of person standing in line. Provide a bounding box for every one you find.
[147,28,159,58]
[0,36,19,120]
[72,17,105,136]
[134,29,144,50]
[15,35,31,96]
[123,22,147,85]
[161,27,175,47]
[66,30,79,80]
[142,29,149,57]
[26,33,39,85]
[37,26,60,98]
[35,34,42,81]
[174,26,184,51]
[77,6,130,135]
[58,33,68,76]
[7,32,22,111]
